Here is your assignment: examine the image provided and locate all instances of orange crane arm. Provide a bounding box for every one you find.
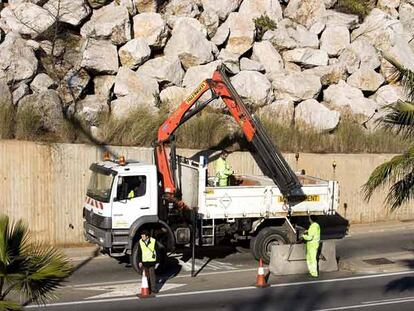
[155,66,302,201]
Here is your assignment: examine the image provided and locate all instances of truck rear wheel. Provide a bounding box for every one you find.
[250,227,287,264]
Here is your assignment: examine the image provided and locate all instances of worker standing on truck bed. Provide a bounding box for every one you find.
[302,215,321,277]
[215,150,234,186]
[136,230,159,293]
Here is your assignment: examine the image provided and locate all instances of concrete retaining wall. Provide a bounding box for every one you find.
[0,140,411,246]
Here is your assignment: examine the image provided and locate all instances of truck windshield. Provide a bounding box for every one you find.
[87,171,114,203]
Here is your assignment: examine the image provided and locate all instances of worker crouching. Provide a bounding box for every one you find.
[137,230,159,293]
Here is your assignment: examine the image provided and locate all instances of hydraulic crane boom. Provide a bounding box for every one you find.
[155,66,303,202]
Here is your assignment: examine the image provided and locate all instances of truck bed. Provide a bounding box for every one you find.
[198,174,338,219]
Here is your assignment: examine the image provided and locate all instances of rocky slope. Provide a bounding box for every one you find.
[0,0,413,139]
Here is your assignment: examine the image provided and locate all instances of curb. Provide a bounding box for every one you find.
[348,220,414,235]
[339,251,414,274]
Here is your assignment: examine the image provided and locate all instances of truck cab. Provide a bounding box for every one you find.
[83,159,159,257]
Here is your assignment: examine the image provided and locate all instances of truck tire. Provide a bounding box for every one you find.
[250,227,287,264]
[130,241,166,274]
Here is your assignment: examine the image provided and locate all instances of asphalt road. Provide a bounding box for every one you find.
[26,228,414,311]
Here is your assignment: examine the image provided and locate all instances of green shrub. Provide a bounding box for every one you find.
[254,14,277,40]
[334,0,376,20]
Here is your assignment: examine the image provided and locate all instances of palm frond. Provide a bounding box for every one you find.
[0,300,23,311]
[15,243,72,305]
[379,101,414,139]
[381,51,414,102]
[385,171,414,210]
[363,146,414,201]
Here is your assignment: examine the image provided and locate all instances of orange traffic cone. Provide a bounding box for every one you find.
[256,258,269,288]
[139,270,151,298]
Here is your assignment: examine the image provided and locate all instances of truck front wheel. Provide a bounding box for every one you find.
[250,227,287,263]
[130,241,166,274]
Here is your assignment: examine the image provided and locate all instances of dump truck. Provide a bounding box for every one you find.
[83,66,339,270]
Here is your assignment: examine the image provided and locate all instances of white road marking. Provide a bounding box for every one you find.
[85,283,186,299]
[176,258,238,272]
[27,270,414,309]
[314,297,414,311]
[363,296,414,304]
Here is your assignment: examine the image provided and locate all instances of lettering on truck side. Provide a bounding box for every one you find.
[277,195,320,203]
[185,82,207,104]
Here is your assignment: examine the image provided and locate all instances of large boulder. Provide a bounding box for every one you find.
[110,94,159,119]
[257,99,295,126]
[263,28,297,51]
[370,84,406,108]
[94,75,115,102]
[320,26,350,57]
[251,41,284,74]
[16,90,65,134]
[136,55,184,86]
[351,8,408,50]
[284,0,326,28]
[201,0,242,21]
[133,13,168,49]
[238,0,283,22]
[74,95,109,126]
[270,72,322,102]
[12,83,29,105]
[347,39,380,70]
[347,68,385,92]
[182,60,222,89]
[230,71,273,107]
[218,49,240,74]
[113,66,159,106]
[44,0,91,27]
[303,64,347,86]
[164,21,215,69]
[168,16,208,37]
[283,48,329,68]
[211,22,230,46]
[240,58,265,72]
[30,73,56,93]
[323,80,379,116]
[383,37,414,71]
[80,3,131,45]
[283,20,319,49]
[58,68,91,106]
[399,3,414,38]
[160,86,187,112]
[199,9,219,38]
[81,39,119,74]
[1,3,54,38]
[318,10,359,30]
[0,33,38,84]
[164,0,200,18]
[118,38,151,70]
[225,12,255,56]
[296,99,340,131]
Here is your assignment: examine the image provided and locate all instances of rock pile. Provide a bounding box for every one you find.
[0,0,413,136]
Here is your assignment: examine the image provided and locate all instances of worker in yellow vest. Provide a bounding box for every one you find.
[136,230,159,293]
[302,215,321,277]
[215,150,234,186]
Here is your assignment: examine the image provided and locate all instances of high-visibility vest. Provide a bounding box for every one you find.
[139,238,156,262]
[216,158,232,180]
[302,222,320,244]
[128,190,134,198]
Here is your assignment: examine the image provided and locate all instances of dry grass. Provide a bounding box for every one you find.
[99,107,167,146]
[0,101,15,139]
[261,116,406,154]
